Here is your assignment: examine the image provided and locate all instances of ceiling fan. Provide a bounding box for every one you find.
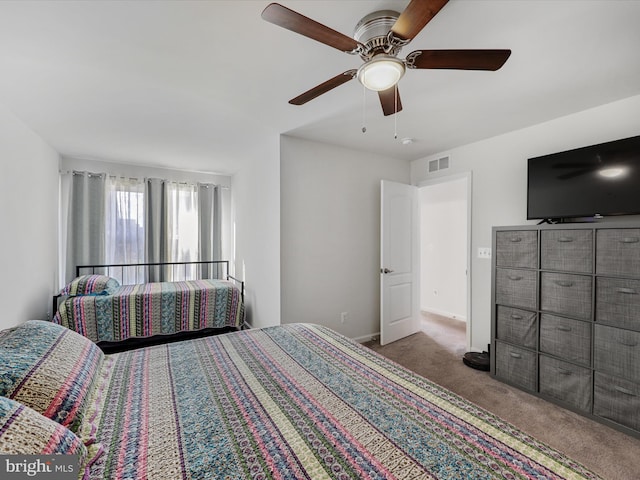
[262,0,511,116]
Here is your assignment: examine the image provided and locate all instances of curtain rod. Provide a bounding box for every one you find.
[60,170,230,189]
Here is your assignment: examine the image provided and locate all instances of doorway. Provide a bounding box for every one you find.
[418,173,471,354]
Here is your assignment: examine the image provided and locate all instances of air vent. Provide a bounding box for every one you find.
[428,156,450,173]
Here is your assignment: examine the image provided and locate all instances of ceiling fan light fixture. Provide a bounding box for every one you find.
[598,166,627,178]
[357,55,406,91]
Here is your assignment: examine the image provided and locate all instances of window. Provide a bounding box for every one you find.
[166,182,199,280]
[63,171,223,285]
[105,178,145,271]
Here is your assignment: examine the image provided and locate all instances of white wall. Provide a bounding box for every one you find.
[231,137,281,329]
[411,94,640,352]
[280,135,410,340]
[0,104,59,329]
[420,178,467,320]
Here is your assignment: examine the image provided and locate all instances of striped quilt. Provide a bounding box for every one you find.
[52,279,244,343]
[84,324,599,480]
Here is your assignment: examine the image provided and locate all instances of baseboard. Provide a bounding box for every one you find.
[353,332,380,343]
[421,308,467,322]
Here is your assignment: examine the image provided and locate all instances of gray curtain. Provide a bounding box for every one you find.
[65,172,107,282]
[198,183,222,278]
[144,178,168,282]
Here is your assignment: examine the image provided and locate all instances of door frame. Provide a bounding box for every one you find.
[417,171,472,352]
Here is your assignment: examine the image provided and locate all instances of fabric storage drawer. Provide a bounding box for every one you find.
[539,314,591,366]
[596,228,640,277]
[539,355,592,412]
[495,342,537,391]
[594,372,640,432]
[541,229,593,273]
[495,268,537,310]
[596,277,640,332]
[496,231,538,269]
[496,306,537,349]
[594,324,640,383]
[540,272,592,320]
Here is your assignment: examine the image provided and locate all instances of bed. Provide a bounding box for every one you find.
[51,260,245,347]
[0,320,600,480]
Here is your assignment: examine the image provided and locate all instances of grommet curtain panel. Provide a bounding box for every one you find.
[65,172,107,283]
[198,182,222,280]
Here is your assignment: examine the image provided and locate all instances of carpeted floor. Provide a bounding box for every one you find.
[363,313,640,480]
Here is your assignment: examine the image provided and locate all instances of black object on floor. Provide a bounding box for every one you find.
[463,351,490,371]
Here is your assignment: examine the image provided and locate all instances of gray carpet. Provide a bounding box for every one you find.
[363,316,640,479]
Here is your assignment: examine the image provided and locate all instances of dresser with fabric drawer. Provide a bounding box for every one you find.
[493,229,539,390]
[491,223,640,438]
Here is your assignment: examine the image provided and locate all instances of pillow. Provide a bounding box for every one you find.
[58,274,119,296]
[0,320,104,434]
[0,396,87,457]
[0,396,102,478]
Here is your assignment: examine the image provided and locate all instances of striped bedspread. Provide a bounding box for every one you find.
[52,279,244,343]
[84,324,599,480]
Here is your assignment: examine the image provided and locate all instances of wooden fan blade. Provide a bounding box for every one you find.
[262,3,361,53]
[391,0,449,42]
[406,49,512,70]
[289,70,357,106]
[378,87,403,116]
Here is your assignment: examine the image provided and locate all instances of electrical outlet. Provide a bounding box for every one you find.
[477,247,492,259]
[340,312,348,324]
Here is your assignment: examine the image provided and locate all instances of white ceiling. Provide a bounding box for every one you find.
[0,0,639,175]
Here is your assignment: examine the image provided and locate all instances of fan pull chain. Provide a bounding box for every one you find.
[393,83,398,139]
[361,80,367,133]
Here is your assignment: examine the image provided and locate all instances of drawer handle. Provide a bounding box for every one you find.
[557,236,574,243]
[509,237,522,243]
[509,352,522,359]
[616,287,638,295]
[617,339,638,347]
[508,275,523,281]
[557,326,572,332]
[620,237,640,244]
[614,386,637,397]
[554,280,574,287]
[510,314,523,320]
[557,368,573,376]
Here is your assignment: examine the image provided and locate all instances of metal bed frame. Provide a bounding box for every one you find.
[76,260,243,293]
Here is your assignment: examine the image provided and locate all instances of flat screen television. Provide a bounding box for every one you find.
[527,134,640,221]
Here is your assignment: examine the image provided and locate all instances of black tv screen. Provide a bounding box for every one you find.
[527,134,640,220]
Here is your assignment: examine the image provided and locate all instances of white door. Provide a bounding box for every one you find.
[380,180,419,345]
